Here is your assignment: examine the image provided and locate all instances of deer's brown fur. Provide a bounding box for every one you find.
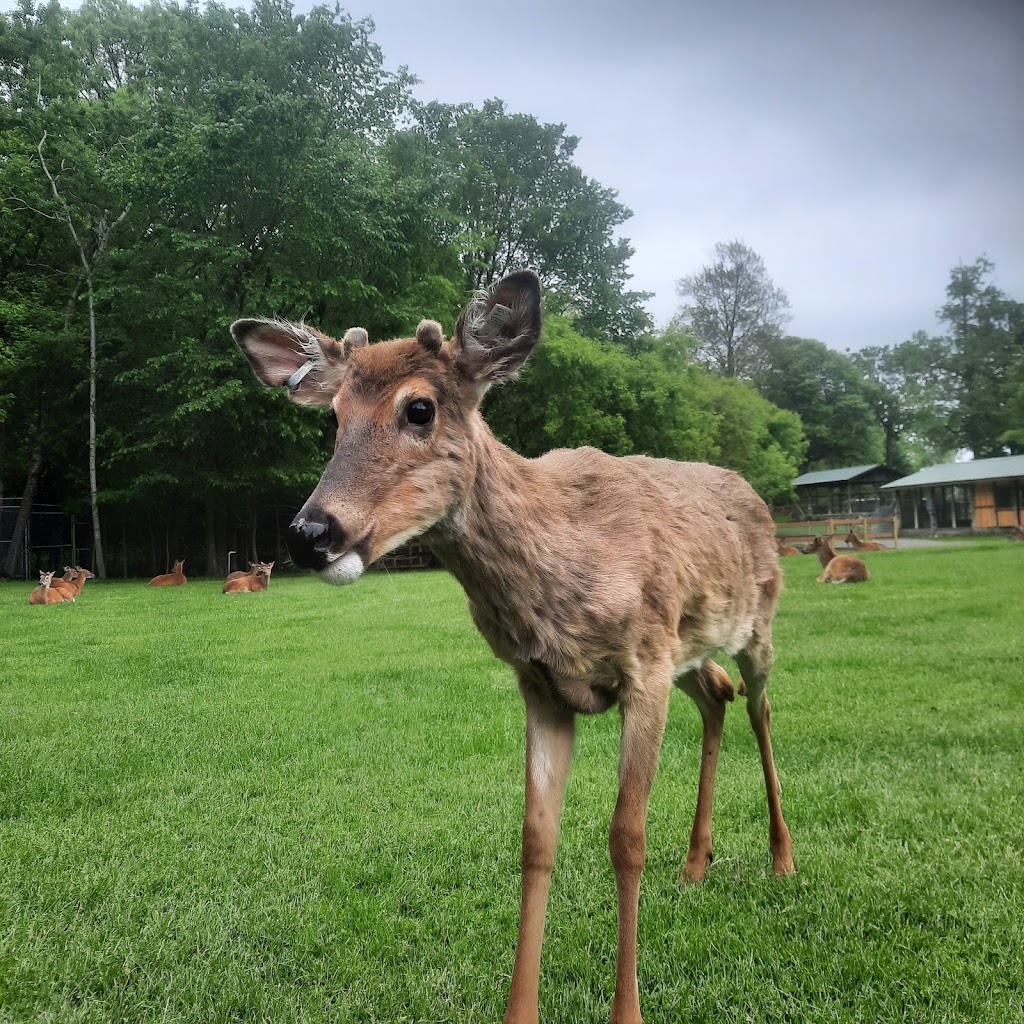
[48,572,78,600]
[804,535,870,582]
[232,271,794,1024]
[223,561,273,593]
[69,566,94,597]
[148,559,186,586]
[29,571,68,605]
[844,529,888,551]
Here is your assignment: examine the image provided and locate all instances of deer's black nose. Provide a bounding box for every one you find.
[287,510,345,570]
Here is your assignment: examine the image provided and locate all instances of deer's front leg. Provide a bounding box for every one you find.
[609,682,670,1024]
[504,676,576,1024]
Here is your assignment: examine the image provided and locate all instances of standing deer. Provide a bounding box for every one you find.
[232,271,794,1024]
[844,529,888,552]
[803,535,870,583]
[29,571,69,605]
[223,561,274,593]
[148,559,186,586]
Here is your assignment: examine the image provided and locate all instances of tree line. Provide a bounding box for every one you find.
[1,0,1021,578]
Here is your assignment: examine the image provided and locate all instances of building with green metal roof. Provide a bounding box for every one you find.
[881,455,1024,532]
[792,463,902,517]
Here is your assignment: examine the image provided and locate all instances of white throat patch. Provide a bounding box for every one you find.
[320,551,365,586]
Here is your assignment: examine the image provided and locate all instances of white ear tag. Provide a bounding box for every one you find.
[478,303,512,340]
[285,360,315,391]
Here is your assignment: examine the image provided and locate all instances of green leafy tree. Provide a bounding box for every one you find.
[849,334,955,470]
[937,257,1023,457]
[755,336,884,470]
[79,0,426,573]
[483,316,802,502]
[701,376,806,504]
[405,99,652,342]
[672,240,791,379]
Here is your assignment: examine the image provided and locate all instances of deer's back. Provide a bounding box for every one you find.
[539,448,778,582]
[471,449,780,678]
[820,555,870,582]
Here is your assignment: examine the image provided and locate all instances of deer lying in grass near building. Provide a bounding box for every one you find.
[804,535,870,583]
[223,561,274,593]
[232,271,794,1024]
[148,559,186,586]
[1008,525,1024,541]
[844,529,888,552]
[29,571,69,605]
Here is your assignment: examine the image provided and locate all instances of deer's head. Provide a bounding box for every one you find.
[232,271,542,585]
[39,571,54,585]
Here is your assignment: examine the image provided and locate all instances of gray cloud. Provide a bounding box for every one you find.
[6,0,1019,349]
[356,0,1024,348]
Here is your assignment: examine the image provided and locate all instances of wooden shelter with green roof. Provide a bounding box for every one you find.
[881,455,1024,532]
[792,464,902,517]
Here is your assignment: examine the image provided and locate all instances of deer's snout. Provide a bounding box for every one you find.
[287,509,346,570]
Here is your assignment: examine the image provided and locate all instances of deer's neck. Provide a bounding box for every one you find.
[424,418,577,666]
[427,418,542,578]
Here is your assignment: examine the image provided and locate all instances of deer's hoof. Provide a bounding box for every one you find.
[681,850,712,884]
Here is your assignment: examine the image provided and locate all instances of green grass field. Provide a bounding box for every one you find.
[2,542,1022,1023]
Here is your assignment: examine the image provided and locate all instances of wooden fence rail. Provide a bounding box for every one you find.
[776,516,900,549]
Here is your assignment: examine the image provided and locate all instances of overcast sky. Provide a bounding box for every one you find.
[336,0,1023,350]
[7,0,1021,350]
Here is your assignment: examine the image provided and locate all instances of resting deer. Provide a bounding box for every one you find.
[70,566,95,597]
[803,535,869,583]
[225,561,257,583]
[844,529,888,552]
[49,569,78,601]
[223,561,274,593]
[148,559,187,586]
[1008,525,1024,541]
[776,539,801,556]
[232,271,794,1024]
[29,571,68,605]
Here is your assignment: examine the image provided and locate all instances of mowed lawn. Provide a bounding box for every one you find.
[2,541,1022,1023]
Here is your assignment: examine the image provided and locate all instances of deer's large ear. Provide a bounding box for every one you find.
[450,270,542,395]
[231,319,362,406]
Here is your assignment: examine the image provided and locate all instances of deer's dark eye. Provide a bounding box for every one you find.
[406,399,435,427]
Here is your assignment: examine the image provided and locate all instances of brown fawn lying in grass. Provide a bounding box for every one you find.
[148,559,186,586]
[844,529,888,551]
[29,571,69,605]
[223,561,274,593]
[804,535,870,582]
[232,271,794,1024]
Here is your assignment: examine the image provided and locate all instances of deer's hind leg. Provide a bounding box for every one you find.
[735,639,794,876]
[674,659,735,883]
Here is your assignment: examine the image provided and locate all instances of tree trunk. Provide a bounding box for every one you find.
[205,498,219,576]
[86,278,107,578]
[2,419,45,579]
[0,420,6,511]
